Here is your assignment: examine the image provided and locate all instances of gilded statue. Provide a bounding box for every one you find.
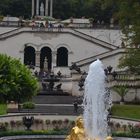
[65,116,113,140]
[65,116,87,140]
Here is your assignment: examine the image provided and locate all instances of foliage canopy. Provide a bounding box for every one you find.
[112,85,128,102]
[0,0,117,22]
[118,48,140,74]
[103,0,140,72]
[0,54,39,103]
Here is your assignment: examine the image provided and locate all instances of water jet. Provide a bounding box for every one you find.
[66,59,112,140]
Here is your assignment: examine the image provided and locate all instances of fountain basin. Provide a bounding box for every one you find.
[0,136,139,140]
[0,135,65,140]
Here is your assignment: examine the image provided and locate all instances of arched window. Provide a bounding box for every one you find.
[24,46,35,65]
[57,47,68,66]
[40,47,52,70]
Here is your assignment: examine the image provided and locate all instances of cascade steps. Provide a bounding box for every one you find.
[8,95,83,115]
[8,104,83,115]
[32,95,80,104]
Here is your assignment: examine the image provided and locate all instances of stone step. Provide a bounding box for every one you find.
[8,105,83,115]
[32,95,83,104]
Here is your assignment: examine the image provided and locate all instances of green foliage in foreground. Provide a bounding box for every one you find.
[22,102,35,109]
[0,54,39,103]
[111,104,140,120]
[112,85,128,102]
[0,104,7,115]
[112,132,140,139]
[0,130,68,137]
[118,48,140,74]
[0,130,140,139]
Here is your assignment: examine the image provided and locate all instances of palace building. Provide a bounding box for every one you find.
[0,1,139,101]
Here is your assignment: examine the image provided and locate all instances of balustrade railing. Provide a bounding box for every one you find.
[107,74,140,87]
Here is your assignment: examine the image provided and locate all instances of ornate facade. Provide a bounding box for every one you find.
[0,26,139,101]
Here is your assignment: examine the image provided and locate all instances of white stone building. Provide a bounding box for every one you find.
[1,26,139,102]
[0,0,139,102]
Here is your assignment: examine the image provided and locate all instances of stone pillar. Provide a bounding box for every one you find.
[50,0,53,17]
[36,0,39,16]
[45,0,49,16]
[32,0,35,17]
[35,51,40,68]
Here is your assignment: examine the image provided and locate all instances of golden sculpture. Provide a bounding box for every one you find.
[65,116,87,140]
[65,116,113,140]
[105,136,113,140]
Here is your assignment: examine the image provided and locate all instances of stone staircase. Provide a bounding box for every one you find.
[74,48,125,67]
[8,95,83,115]
[10,104,83,115]
[72,29,118,49]
[32,95,76,104]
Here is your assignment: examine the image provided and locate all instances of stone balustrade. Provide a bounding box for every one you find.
[107,74,140,87]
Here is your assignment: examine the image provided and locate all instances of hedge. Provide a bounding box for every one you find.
[0,130,68,137]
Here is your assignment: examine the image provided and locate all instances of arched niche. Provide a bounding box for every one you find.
[24,46,35,66]
[57,47,68,66]
[40,47,52,71]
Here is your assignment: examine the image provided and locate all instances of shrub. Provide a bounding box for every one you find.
[0,15,4,21]
[0,122,7,131]
[133,123,140,133]
[57,120,62,125]
[64,119,69,124]
[4,122,9,128]
[122,124,127,132]
[112,132,140,138]
[45,119,51,125]
[10,120,16,127]
[70,120,75,127]
[22,102,35,109]
[0,104,7,115]
[16,121,22,127]
[115,122,121,130]
[52,120,57,125]
[128,123,135,133]
[0,130,68,137]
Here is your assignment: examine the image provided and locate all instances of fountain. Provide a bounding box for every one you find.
[83,59,112,140]
[66,59,112,140]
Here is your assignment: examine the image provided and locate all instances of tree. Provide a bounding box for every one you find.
[102,0,140,73]
[112,85,128,103]
[117,1,140,73]
[118,48,140,74]
[0,54,39,103]
[0,0,115,22]
[0,0,31,19]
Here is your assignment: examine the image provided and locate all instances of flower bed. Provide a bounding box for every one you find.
[0,118,75,132]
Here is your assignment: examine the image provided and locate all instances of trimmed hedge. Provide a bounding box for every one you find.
[112,132,140,138]
[0,104,7,115]
[0,130,68,137]
[0,131,140,139]
[22,102,35,109]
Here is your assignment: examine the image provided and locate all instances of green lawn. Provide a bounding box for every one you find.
[111,104,140,120]
[0,104,7,115]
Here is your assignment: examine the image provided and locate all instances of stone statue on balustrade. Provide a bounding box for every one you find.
[40,2,44,16]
